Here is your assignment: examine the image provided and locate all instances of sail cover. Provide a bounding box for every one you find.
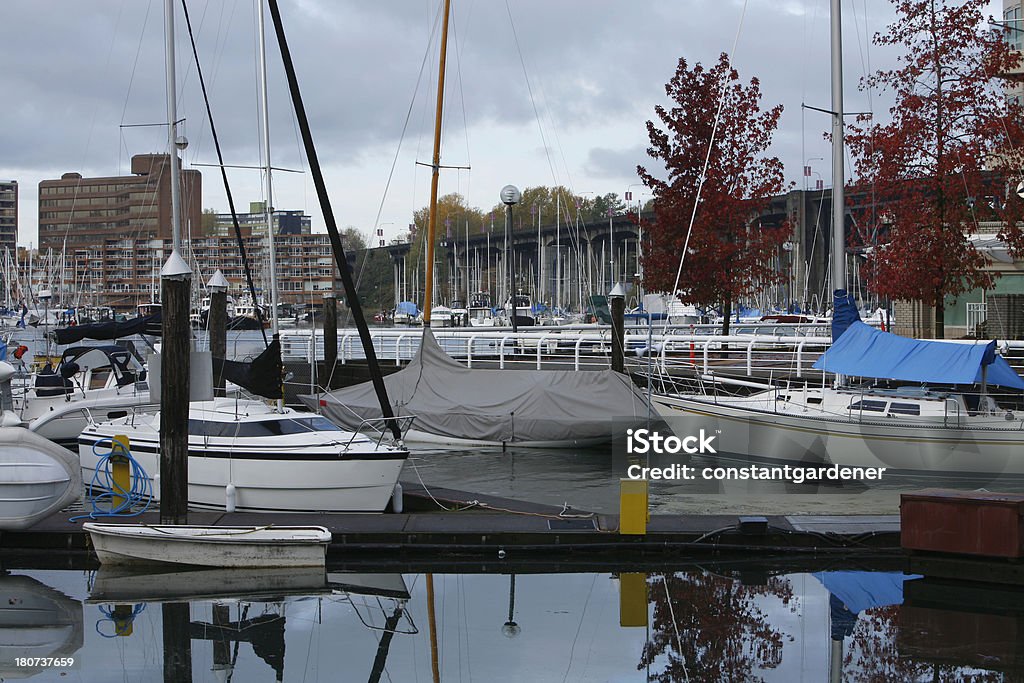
[52,313,162,345]
[831,289,860,342]
[813,321,1024,389]
[299,328,649,444]
[214,337,283,400]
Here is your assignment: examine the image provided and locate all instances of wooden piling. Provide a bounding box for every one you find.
[610,292,625,373]
[160,274,190,525]
[209,288,227,397]
[323,293,337,384]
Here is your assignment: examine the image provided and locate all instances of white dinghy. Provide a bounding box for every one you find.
[83,523,332,568]
[0,360,83,531]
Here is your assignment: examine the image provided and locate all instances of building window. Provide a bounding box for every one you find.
[1006,5,1023,51]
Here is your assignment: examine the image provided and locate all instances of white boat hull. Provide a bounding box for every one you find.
[84,523,331,568]
[79,425,406,512]
[653,394,1024,478]
[0,427,82,530]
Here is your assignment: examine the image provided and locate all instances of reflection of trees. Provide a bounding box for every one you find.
[843,606,1005,683]
[639,571,795,682]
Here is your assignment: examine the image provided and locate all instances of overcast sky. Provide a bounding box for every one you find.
[0,0,1002,248]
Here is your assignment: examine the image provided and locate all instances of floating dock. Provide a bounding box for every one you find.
[0,483,901,569]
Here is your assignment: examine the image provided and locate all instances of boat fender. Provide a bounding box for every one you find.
[391,482,403,514]
[225,483,237,513]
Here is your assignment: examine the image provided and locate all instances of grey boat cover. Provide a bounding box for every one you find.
[299,329,649,445]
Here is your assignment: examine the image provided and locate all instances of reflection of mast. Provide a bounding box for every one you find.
[426,574,440,683]
[192,606,286,682]
[367,603,406,683]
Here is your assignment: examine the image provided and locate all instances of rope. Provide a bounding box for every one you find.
[70,437,153,521]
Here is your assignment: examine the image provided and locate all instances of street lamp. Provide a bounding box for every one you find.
[501,185,521,333]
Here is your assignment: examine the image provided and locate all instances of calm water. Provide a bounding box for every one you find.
[2,565,1014,682]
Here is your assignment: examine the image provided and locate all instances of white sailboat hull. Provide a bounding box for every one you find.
[84,523,331,568]
[79,426,406,512]
[652,394,1024,477]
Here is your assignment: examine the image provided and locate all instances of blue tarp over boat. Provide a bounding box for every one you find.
[813,320,1024,389]
[395,301,419,316]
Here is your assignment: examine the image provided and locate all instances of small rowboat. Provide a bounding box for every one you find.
[83,523,332,568]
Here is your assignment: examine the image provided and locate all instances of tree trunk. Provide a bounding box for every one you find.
[934,297,944,340]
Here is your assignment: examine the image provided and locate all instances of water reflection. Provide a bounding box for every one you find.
[1,565,1020,681]
[0,573,83,679]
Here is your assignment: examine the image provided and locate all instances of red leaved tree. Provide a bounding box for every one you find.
[845,0,1024,339]
[639,571,796,682]
[638,52,789,334]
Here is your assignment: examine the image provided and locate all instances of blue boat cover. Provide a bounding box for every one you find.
[395,301,419,316]
[831,289,860,342]
[812,320,1024,389]
[813,571,916,614]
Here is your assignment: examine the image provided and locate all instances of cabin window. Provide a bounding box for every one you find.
[848,399,886,412]
[189,417,344,438]
[806,397,823,405]
[88,368,112,389]
[888,402,921,416]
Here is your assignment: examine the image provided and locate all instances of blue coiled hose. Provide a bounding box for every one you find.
[70,437,154,521]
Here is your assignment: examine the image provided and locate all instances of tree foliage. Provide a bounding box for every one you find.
[638,52,789,330]
[845,0,1024,338]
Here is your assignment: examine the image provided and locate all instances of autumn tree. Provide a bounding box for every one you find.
[638,53,789,334]
[845,0,1024,339]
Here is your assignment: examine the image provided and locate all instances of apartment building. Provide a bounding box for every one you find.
[38,154,202,252]
[0,180,16,255]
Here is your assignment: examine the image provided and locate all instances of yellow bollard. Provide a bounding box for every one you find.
[619,478,649,535]
[112,604,135,636]
[619,572,648,627]
[110,434,131,512]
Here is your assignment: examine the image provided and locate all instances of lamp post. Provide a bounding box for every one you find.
[625,183,647,296]
[501,185,521,333]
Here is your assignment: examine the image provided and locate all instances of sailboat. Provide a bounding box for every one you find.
[301,0,650,447]
[78,0,409,512]
[651,0,1024,477]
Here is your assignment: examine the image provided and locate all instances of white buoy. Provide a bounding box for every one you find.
[391,482,403,513]
[225,484,236,513]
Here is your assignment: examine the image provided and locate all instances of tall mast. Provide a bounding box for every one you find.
[257,0,280,340]
[422,0,452,327]
[830,0,846,293]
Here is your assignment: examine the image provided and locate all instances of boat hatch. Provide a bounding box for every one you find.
[887,402,921,416]
[848,399,887,412]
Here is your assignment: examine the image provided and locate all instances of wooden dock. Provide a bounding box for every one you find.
[0,483,901,570]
